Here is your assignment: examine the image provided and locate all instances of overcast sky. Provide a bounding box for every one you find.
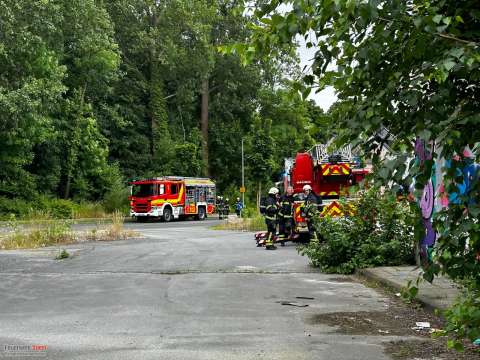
[296,36,337,112]
[248,3,338,111]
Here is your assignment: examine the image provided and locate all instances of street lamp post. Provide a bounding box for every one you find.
[241,138,245,218]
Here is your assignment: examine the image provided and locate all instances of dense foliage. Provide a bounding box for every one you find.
[299,187,416,274]
[0,0,325,216]
[242,0,479,347]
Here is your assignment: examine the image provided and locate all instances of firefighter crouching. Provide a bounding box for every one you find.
[278,186,294,246]
[264,187,280,250]
[302,185,322,241]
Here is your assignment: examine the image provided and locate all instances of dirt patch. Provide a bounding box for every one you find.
[305,277,480,359]
[306,310,439,336]
[306,290,444,337]
[307,310,480,359]
[384,340,480,360]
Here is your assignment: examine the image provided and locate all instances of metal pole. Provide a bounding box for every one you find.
[241,138,245,218]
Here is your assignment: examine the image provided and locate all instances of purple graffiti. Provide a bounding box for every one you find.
[415,137,433,164]
[414,138,436,264]
[422,217,436,247]
[420,180,434,220]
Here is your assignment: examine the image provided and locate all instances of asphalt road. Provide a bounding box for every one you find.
[0,220,401,359]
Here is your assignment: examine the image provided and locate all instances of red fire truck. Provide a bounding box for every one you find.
[129,177,216,222]
[256,144,370,245]
[289,144,370,227]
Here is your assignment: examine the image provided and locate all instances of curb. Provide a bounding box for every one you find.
[356,268,449,312]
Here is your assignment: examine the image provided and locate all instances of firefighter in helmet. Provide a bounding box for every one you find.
[217,196,225,219]
[302,184,322,241]
[264,187,280,250]
[235,197,243,217]
[224,198,230,217]
[278,186,295,246]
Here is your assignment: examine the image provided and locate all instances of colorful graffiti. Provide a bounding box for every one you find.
[440,151,479,207]
[414,139,479,265]
[415,138,436,264]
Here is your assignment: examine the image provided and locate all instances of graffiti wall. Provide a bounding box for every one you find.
[414,138,479,265]
[415,138,436,264]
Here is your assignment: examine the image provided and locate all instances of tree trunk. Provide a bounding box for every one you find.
[149,11,159,159]
[64,83,86,199]
[201,78,209,177]
[257,181,262,212]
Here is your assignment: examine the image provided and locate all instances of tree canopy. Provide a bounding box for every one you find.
[0,0,326,206]
[239,0,480,346]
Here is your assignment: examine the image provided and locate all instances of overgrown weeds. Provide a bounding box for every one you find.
[0,211,138,250]
[86,211,138,241]
[0,217,75,250]
[55,249,70,260]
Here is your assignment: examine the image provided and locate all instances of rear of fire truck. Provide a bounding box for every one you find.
[288,144,369,235]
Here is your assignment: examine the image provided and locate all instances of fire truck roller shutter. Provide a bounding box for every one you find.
[194,186,207,220]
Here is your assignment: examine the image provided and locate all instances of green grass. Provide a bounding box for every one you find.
[211,215,266,232]
[55,249,70,260]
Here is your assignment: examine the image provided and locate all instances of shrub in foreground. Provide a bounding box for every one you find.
[299,187,416,274]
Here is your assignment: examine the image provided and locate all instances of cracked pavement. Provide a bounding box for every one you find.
[0,220,405,359]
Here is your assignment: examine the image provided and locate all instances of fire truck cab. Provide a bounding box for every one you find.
[129,177,216,222]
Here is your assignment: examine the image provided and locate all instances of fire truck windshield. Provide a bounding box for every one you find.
[132,184,155,197]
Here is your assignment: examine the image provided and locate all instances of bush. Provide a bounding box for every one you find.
[299,187,416,274]
[73,202,107,219]
[102,184,130,214]
[36,197,77,219]
[100,163,130,214]
[0,196,109,220]
[0,197,32,219]
[437,282,480,350]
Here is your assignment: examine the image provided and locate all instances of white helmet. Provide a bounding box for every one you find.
[268,187,279,195]
[303,184,312,191]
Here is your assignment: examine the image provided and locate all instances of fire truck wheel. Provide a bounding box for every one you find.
[196,206,206,221]
[162,208,173,222]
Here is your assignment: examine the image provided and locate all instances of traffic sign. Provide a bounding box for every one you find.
[239,187,246,193]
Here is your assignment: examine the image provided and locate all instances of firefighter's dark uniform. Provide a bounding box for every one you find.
[264,194,279,249]
[223,200,230,217]
[278,194,294,246]
[217,198,225,219]
[304,192,322,241]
